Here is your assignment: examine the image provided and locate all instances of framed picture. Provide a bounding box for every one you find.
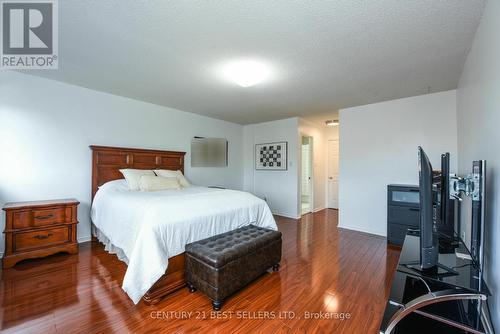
[255,141,288,171]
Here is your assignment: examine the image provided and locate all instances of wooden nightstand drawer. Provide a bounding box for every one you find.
[14,227,70,252]
[33,207,68,226]
[13,206,72,229]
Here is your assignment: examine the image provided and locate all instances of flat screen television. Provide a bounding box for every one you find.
[191,137,228,167]
[418,146,439,269]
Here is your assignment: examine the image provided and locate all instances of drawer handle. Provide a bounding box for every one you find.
[409,208,420,211]
[35,214,54,220]
[33,233,53,240]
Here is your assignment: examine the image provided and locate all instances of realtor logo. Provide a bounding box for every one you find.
[1,0,58,69]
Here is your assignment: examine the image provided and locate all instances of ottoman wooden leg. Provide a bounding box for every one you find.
[212,300,223,311]
[273,263,280,272]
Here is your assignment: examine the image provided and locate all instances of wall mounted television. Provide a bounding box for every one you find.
[191,137,228,167]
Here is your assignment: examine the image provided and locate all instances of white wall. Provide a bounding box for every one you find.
[243,118,331,218]
[243,118,299,218]
[0,72,244,255]
[456,0,500,328]
[339,90,458,236]
[298,118,330,213]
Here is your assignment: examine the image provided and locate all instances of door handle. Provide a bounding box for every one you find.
[329,177,333,180]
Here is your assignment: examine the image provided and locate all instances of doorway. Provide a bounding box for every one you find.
[327,139,339,209]
[301,136,313,215]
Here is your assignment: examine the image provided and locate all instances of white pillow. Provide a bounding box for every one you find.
[139,175,181,191]
[119,169,155,190]
[154,169,191,187]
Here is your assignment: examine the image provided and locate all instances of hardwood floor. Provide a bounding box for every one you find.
[0,209,400,333]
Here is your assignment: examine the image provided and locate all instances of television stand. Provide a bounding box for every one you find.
[379,232,494,334]
[401,260,459,277]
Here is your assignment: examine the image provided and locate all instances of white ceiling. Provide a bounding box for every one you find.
[23,0,484,124]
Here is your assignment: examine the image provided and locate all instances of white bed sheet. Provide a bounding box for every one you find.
[91,182,277,304]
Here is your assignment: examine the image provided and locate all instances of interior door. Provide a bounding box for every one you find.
[327,140,339,209]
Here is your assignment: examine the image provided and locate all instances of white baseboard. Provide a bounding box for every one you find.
[272,211,300,220]
[77,235,92,243]
[313,206,325,213]
[337,223,386,237]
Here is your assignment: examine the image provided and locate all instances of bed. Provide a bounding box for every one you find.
[89,145,277,305]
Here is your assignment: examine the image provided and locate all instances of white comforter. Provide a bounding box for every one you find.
[91,180,277,304]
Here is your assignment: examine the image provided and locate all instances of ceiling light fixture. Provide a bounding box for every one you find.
[325,120,339,127]
[217,59,272,87]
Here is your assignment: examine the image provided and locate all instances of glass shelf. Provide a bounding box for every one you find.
[397,233,489,296]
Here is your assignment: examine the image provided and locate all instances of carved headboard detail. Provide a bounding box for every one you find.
[90,145,186,199]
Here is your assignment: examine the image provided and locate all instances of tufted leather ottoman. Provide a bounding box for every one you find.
[185,225,282,310]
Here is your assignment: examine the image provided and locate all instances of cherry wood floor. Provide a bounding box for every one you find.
[0,209,400,334]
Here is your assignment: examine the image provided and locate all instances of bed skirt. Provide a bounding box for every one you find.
[92,224,129,264]
[92,224,187,305]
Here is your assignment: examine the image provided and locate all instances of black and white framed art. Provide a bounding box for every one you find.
[255,142,288,171]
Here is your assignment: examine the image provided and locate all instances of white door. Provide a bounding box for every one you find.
[327,140,339,209]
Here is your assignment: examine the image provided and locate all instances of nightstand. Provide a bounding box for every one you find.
[2,199,79,268]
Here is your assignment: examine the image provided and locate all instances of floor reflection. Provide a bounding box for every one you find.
[1,252,79,331]
[0,210,400,333]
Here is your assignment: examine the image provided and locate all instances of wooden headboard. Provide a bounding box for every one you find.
[90,145,186,199]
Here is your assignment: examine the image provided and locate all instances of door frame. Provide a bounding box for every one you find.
[300,134,314,215]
